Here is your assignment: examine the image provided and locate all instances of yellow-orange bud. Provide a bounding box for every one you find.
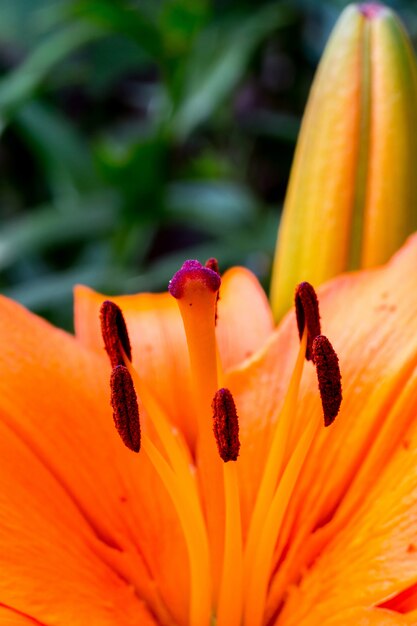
[271,3,417,320]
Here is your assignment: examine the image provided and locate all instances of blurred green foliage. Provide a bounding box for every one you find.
[0,0,416,328]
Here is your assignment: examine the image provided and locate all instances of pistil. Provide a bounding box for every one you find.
[169,260,226,604]
[168,260,221,443]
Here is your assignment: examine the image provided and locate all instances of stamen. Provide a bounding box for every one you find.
[244,413,319,626]
[205,258,221,324]
[294,282,321,361]
[212,388,240,462]
[100,300,132,367]
[243,329,307,621]
[212,388,243,626]
[168,259,221,300]
[312,335,343,426]
[110,365,141,452]
[205,257,220,275]
[118,354,213,626]
[141,435,212,626]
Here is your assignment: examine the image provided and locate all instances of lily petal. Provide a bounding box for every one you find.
[301,607,414,626]
[0,606,47,626]
[0,296,189,625]
[216,267,274,371]
[275,409,417,625]
[226,233,417,607]
[0,418,157,625]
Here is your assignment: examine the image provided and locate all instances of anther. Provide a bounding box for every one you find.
[110,365,141,452]
[205,258,220,324]
[205,258,220,275]
[212,388,240,462]
[295,282,321,362]
[312,335,342,427]
[168,260,221,300]
[100,300,132,368]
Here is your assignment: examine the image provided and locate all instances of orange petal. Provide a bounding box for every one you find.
[0,418,158,626]
[0,606,47,625]
[275,410,417,625]
[0,296,189,625]
[293,607,415,626]
[268,233,417,600]
[224,324,296,536]
[224,233,417,609]
[216,267,274,371]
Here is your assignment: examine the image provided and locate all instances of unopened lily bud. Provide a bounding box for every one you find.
[271,3,417,320]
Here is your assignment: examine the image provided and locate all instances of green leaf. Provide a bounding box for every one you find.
[172,3,293,138]
[85,35,149,94]
[71,0,163,60]
[124,208,279,293]
[158,0,209,56]
[166,180,257,232]
[240,110,300,143]
[0,0,67,46]
[3,264,116,313]
[0,21,104,123]
[15,102,99,197]
[0,195,118,270]
[95,126,168,214]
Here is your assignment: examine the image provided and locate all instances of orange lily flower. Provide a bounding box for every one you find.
[2,232,417,625]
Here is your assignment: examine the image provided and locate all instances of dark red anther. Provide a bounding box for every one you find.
[100,300,132,368]
[168,260,221,300]
[295,282,321,362]
[205,258,220,324]
[205,258,220,275]
[110,365,141,452]
[312,335,342,427]
[212,388,240,462]
[359,3,384,19]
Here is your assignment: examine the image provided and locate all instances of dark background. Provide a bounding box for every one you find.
[0,0,415,329]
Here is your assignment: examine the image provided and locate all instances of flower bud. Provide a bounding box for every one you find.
[271,3,417,320]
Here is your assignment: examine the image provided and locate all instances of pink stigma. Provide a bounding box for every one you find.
[168,260,221,299]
